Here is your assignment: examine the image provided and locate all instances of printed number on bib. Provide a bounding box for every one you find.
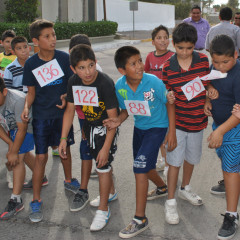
[32,59,64,87]
[72,86,99,107]
[124,100,151,116]
[181,77,205,101]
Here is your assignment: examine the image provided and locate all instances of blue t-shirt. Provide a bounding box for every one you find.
[115,73,169,130]
[211,60,240,125]
[22,50,73,119]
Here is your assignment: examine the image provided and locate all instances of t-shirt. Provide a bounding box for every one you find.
[22,50,73,119]
[0,89,32,133]
[144,50,175,79]
[0,52,17,78]
[115,73,169,130]
[211,60,240,125]
[162,51,209,132]
[67,71,119,126]
[4,58,27,92]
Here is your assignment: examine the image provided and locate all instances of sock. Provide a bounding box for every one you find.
[157,185,167,190]
[181,186,185,190]
[79,189,88,194]
[134,215,146,222]
[65,179,71,183]
[226,211,238,218]
[162,157,165,162]
[11,194,21,203]
[164,166,169,171]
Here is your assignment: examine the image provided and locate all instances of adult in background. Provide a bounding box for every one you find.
[233,12,240,27]
[183,5,210,51]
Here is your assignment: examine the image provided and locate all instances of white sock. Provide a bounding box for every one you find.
[164,166,169,171]
[162,157,165,162]
[226,211,238,218]
[11,194,21,202]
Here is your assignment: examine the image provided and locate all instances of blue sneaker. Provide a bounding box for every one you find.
[64,178,80,193]
[29,200,43,223]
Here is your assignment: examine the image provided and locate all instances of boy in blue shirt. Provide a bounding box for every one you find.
[104,46,176,238]
[204,35,240,240]
[21,19,79,222]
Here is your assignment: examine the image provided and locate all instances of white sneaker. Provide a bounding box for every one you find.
[6,171,13,189]
[90,208,111,231]
[156,157,165,171]
[178,185,203,206]
[165,199,179,224]
[90,191,118,207]
[163,166,169,184]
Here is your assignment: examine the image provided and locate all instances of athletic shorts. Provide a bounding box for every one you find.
[84,124,118,171]
[213,122,240,173]
[133,127,167,174]
[32,118,74,154]
[166,129,203,167]
[10,130,34,154]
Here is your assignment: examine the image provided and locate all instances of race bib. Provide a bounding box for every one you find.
[181,77,205,101]
[72,86,99,106]
[32,59,64,87]
[0,70,4,78]
[124,100,151,116]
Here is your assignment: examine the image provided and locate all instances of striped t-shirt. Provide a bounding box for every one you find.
[162,51,209,132]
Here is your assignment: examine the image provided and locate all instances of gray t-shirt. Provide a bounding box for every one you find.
[0,89,33,133]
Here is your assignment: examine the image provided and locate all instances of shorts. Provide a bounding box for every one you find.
[79,118,92,160]
[84,124,118,171]
[10,130,34,154]
[213,122,240,173]
[133,127,167,174]
[32,118,74,154]
[166,129,203,167]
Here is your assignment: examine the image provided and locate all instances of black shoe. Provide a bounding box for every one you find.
[218,213,239,240]
[210,179,225,195]
[0,198,24,220]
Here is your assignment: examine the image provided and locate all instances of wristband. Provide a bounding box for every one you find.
[60,137,67,140]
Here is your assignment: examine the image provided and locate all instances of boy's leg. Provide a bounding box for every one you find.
[181,160,194,187]
[167,165,180,199]
[61,146,72,181]
[80,160,92,189]
[23,152,35,171]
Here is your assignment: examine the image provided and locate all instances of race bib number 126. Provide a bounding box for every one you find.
[124,100,151,116]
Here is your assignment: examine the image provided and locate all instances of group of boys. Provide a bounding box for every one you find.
[0,16,239,240]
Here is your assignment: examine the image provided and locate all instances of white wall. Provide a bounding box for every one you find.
[68,0,83,22]
[42,0,58,22]
[97,0,175,31]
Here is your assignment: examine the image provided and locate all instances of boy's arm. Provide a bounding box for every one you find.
[56,93,67,109]
[21,86,35,122]
[97,108,118,168]
[204,96,212,116]
[58,101,75,159]
[103,109,128,130]
[207,83,219,100]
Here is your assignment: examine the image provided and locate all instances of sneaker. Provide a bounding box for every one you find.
[147,185,168,200]
[0,198,24,220]
[90,169,98,178]
[165,199,179,224]
[90,208,111,231]
[70,190,89,212]
[52,148,59,156]
[163,166,169,184]
[119,217,149,238]
[90,190,118,207]
[218,213,239,240]
[6,171,13,189]
[156,157,165,171]
[210,179,225,195]
[23,176,49,190]
[178,185,203,206]
[29,200,43,223]
[64,178,80,193]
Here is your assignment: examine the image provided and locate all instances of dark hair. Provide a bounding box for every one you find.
[172,22,197,44]
[151,25,169,40]
[69,34,91,50]
[70,44,96,68]
[191,5,201,12]
[11,36,28,50]
[210,35,235,57]
[220,7,232,21]
[29,19,54,39]
[1,30,16,42]
[0,77,6,93]
[235,12,240,15]
[114,46,140,69]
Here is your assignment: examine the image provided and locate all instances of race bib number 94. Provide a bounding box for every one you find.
[32,59,64,87]
[124,100,151,116]
[72,86,99,107]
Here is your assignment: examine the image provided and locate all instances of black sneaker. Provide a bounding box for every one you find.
[23,175,48,190]
[0,198,24,220]
[218,213,239,240]
[210,179,225,195]
[70,190,89,212]
[147,185,168,200]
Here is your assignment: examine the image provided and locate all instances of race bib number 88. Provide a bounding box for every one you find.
[124,100,151,116]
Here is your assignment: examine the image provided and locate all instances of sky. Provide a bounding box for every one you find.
[212,0,232,5]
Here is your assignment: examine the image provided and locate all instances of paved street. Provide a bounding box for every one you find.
[0,39,239,240]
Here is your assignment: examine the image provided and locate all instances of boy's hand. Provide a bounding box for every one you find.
[6,152,19,168]
[59,139,67,159]
[56,94,66,109]
[164,131,177,152]
[204,100,212,116]
[207,87,219,100]
[207,129,223,149]
[96,147,109,168]
[167,91,175,104]
[232,103,240,119]
[21,107,30,122]
[103,117,121,130]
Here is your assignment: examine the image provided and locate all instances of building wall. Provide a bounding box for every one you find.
[41,0,58,22]
[0,1,6,22]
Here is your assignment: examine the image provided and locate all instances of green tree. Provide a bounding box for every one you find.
[4,0,39,23]
[227,0,239,11]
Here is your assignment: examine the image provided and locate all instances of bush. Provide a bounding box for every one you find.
[175,2,191,20]
[0,21,118,42]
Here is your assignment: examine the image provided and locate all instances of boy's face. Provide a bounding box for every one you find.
[173,41,194,60]
[211,52,238,73]
[13,42,30,62]
[33,27,56,51]
[71,59,97,85]
[119,54,144,82]
[1,37,14,54]
[152,30,169,52]
[0,88,7,106]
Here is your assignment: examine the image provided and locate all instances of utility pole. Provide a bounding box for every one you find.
[103,0,106,20]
